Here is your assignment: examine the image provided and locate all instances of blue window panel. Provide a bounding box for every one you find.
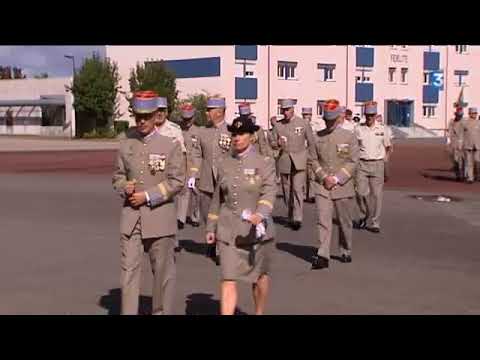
[355,83,374,102]
[423,85,439,103]
[235,77,257,99]
[356,47,374,67]
[235,45,258,60]
[163,57,220,78]
[424,51,440,71]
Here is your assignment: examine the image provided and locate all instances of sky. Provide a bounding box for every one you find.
[0,46,106,78]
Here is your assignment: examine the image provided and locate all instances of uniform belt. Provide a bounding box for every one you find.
[360,158,383,162]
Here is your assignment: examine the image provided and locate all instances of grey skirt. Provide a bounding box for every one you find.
[218,238,274,284]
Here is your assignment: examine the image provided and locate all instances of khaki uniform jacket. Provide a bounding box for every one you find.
[252,127,274,157]
[112,131,186,238]
[270,115,316,173]
[156,119,186,153]
[311,126,359,200]
[460,118,480,150]
[206,147,277,245]
[192,121,232,194]
[182,124,203,179]
[448,118,464,152]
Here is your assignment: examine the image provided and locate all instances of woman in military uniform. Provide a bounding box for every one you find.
[205,116,277,315]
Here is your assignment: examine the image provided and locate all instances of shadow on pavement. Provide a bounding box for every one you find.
[185,293,247,315]
[98,288,152,315]
[276,242,316,263]
[272,216,291,228]
[179,239,207,256]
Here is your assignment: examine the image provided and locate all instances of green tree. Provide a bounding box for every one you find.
[128,61,177,115]
[69,53,121,137]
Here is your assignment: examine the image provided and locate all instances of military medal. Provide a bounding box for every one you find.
[148,154,166,174]
[294,127,304,135]
[218,133,232,151]
[244,168,257,184]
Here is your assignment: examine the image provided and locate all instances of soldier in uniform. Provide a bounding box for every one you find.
[112,91,186,315]
[177,103,201,229]
[310,99,359,269]
[270,99,316,230]
[447,107,465,182]
[302,107,316,203]
[354,101,393,233]
[155,96,186,154]
[192,97,231,264]
[460,107,480,183]
[206,116,276,315]
[238,102,273,157]
[341,109,356,132]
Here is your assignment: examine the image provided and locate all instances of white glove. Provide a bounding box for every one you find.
[241,209,266,239]
[187,177,196,189]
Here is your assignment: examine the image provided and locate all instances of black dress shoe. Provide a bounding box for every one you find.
[177,220,185,230]
[353,219,367,229]
[366,226,380,233]
[340,254,352,263]
[190,221,200,227]
[291,221,302,231]
[311,255,329,270]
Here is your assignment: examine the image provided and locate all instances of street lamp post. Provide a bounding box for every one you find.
[64,55,76,76]
[64,55,76,138]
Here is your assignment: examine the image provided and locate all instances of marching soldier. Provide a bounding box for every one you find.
[270,99,316,230]
[460,107,480,183]
[112,91,186,315]
[155,96,187,154]
[341,108,356,132]
[206,115,277,315]
[192,97,231,264]
[447,107,465,182]
[302,107,315,203]
[177,103,201,229]
[238,102,273,157]
[354,101,393,233]
[310,99,359,269]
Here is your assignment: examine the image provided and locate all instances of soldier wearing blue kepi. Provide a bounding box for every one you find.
[354,101,392,233]
[155,96,186,154]
[270,99,316,230]
[112,91,186,315]
[310,99,359,270]
[192,96,231,264]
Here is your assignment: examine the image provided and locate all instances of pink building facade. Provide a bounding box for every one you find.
[107,45,480,136]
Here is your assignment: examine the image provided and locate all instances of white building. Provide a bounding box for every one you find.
[107,45,480,137]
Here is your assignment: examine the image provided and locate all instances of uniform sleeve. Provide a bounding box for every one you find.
[304,120,317,174]
[258,129,274,157]
[146,141,186,208]
[334,133,359,185]
[311,142,328,183]
[174,127,187,153]
[206,176,221,234]
[112,142,128,198]
[269,125,280,150]
[255,157,276,218]
[191,129,203,178]
[383,126,392,148]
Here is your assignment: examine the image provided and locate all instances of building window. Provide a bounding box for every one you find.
[455,45,468,54]
[423,105,436,118]
[401,68,408,83]
[390,45,397,49]
[356,71,371,83]
[277,61,298,80]
[400,45,408,49]
[318,63,336,81]
[454,70,469,86]
[317,100,326,116]
[388,67,396,83]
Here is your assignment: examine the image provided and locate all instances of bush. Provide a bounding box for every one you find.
[82,127,117,139]
[114,120,130,135]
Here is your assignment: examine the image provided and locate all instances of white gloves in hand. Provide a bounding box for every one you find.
[187,177,196,189]
[241,209,266,239]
